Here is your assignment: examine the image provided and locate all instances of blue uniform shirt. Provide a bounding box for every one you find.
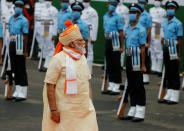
[139,10,152,31]
[9,14,29,35]
[103,12,124,33]
[73,18,89,40]
[0,21,3,38]
[163,17,183,40]
[57,9,72,32]
[125,23,147,48]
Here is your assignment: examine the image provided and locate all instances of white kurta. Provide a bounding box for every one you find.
[42,51,99,131]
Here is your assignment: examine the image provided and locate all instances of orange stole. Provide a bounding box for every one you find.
[54,42,63,55]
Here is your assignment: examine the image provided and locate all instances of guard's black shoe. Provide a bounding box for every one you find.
[119,85,124,90]
[167,101,178,105]
[158,99,168,104]
[132,117,144,122]
[157,72,162,77]
[31,57,39,61]
[101,90,111,95]
[143,82,149,85]
[14,98,26,102]
[5,97,15,101]
[39,67,47,72]
[109,91,120,95]
[119,116,134,120]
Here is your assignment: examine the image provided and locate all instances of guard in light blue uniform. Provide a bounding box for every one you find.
[71,2,89,41]
[159,0,183,105]
[119,3,147,122]
[57,0,72,33]
[138,1,152,31]
[102,0,124,95]
[7,0,29,102]
[138,0,152,84]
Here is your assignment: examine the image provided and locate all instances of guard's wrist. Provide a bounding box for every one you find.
[50,109,57,112]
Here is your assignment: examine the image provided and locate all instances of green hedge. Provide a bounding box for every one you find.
[53,1,184,72]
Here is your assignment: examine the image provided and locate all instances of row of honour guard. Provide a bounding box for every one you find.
[0,0,184,122]
[100,0,184,122]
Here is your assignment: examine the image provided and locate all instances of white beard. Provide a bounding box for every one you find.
[74,43,86,54]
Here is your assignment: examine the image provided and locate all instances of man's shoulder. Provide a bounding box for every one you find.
[20,15,28,23]
[117,4,129,10]
[53,51,65,60]
[78,19,87,26]
[82,7,98,16]
[103,12,109,18]
[9,16,14,21]
[114,12,122,19]
[50,6,58,13]
[137,24,146,33]
[88,6,97,12]
[173,17,182,25]
[149,7,156,11]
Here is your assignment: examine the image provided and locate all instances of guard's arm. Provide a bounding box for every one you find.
[23,34,28,57]
[147,27,152,47]
[177,37,183,58]
[140,45,146,72]
[119,30,124,52]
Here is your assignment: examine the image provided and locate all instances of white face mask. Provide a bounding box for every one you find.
[39,0,45,2]
[83,2,90,8]
[119,0,124,4]
[154,1,161,7]
[45,1,51,7]
[6,2,13,8]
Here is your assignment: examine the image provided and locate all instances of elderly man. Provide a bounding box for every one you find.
[42,20,98,131]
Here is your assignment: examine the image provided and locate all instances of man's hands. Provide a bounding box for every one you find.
[24,52,29,58]
[141,65,147,73]
[145,43,150,48]
[119,47,124,53]
[51,110,60,123]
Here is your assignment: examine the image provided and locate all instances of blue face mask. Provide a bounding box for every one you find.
[129,14,137,22]
[15,7,23,15]
[139,4,145,10]
[72,11,81,20]
[108,5,116,12]
[167,9,175,16]
[61,3,68,10]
